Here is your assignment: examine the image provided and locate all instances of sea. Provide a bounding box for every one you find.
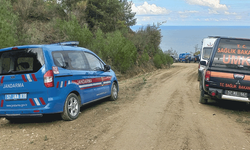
[130,26,250,55]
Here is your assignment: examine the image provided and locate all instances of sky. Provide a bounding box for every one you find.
[131,0,250,26]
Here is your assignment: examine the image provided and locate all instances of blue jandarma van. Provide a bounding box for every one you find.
[179,52,191,63]
[0,41,119,121]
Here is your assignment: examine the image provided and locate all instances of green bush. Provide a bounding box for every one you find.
[90,29,137,73]
[153,54,163,68]
[139,50,150,65]
[160,53,167,65]
[56,15,93,47]
[166,54,174,65]
[131,24,161,58]
[107,31,137,73]
[0,0,18,48]
[153,52,173,68]
[90,28,108,60]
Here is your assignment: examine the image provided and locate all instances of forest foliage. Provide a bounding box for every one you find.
[1,0,173,74]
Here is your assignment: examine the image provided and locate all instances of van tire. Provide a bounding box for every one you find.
[109,82,118,101]
[5,117,22,123]
[200,90,208,104]
[61,93,80,121]
[199,78,207,104]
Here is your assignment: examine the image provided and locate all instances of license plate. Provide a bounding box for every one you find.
[5,93,27,100]
[225,90,248,98]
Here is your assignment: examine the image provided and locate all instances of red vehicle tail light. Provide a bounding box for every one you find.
[211,91,216,97]
[44,70,54,87]
[205,70,211,81]
[198,64,200,69]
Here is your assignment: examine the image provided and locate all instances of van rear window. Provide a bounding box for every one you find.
[0,48,44,75]
[212,39,250,70]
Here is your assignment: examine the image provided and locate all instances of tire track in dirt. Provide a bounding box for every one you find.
[153,63,209,150]
[65,63,250,150]
[185,67,200,109]
[87,64,188,150]
[96,64,205,150]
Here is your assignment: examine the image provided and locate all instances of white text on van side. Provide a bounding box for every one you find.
[3,83,24,89]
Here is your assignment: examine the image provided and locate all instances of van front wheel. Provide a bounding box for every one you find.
[61,93,80,121]
[109,82,118,101]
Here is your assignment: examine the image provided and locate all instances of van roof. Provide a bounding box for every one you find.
[0,41,92,53]
[179,52,190,55]
[208,36,250,40]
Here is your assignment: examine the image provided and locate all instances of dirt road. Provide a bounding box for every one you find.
[1,63,250,150]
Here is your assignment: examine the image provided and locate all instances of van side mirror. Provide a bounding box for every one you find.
[200,61,207,66]
[104,65,111,72]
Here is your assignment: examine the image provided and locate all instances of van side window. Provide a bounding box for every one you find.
[52,52,65,68]
[84,52,104,71]
[1,58,10,73]
[202,47,213,60]
[68,52,88,70]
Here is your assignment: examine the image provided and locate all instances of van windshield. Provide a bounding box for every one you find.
[0,48,44,75]
[212,39,250,70]
[202,47,212,60]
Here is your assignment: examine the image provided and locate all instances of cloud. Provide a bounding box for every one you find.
[220,18,229,21]
[186,0,228,10]
[178,10,199,14]
[235,16,242,20]
[132,2,171,15]
[205,18,219,21]
[208,9,219,14]
[178,10,199,18]
[179,15,188,18]
[142,16,152,21]
[224,11,237,15]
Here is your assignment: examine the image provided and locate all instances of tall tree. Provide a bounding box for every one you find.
[120,0,136,27]
[61,0,88,25]
[86,0,136,32]
[61,0,82,12]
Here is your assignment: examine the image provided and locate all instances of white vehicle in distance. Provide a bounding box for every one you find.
[198,36,217,81]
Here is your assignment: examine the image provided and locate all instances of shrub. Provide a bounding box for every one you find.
[107,31,137,73]
[160,53,168,65]
[153,54,163,68]
[56,15,93,47]
[131,24,161,58]
[166,54,174,65]
[139,50,150,65]
[90,28,108,59]
[88,29,137,73]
